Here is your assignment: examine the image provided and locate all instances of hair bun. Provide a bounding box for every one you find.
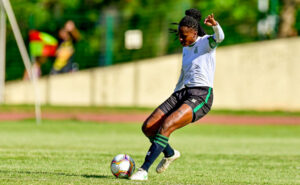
[185,8,202,21]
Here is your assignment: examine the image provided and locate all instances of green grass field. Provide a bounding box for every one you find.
[0,120,299,185]
[2,104,300,116]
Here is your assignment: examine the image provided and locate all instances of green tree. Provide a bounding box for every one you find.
[6,0,295,81]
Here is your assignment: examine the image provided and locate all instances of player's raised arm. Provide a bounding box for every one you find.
[204,13,224,43]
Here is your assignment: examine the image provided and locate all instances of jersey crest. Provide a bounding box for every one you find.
[194,46,198,54]
[208,36,218,49]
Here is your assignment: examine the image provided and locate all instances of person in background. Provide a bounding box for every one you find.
[51,20,80,74]
[23,56,46,80]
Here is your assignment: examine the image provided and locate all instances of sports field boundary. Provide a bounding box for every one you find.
[1,112,300,125]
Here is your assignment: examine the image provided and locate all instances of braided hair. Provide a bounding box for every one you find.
[184,9,206,36]
[170,8,206,37]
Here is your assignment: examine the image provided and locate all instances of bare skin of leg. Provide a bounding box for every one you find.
[142,104,193,138]
[142,108,167,137]
[159,104,193,137]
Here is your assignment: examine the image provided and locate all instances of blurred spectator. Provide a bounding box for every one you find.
[23,56,47,80]
[51,20,80,74]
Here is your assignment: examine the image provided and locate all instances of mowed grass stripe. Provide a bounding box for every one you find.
[0,120,299,185]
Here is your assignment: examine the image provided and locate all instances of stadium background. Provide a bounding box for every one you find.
[3,0,300,81]
[1,0,300,110]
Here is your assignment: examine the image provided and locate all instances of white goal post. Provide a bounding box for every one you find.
[0,2,6,104]
[0,0,41,124]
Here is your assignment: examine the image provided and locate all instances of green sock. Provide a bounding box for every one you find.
[141,134,169,171]
[148,135,174,157]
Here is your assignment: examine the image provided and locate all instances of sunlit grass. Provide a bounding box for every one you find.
[0,120,299,184]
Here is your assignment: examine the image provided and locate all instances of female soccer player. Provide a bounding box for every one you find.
[130,9,224,180]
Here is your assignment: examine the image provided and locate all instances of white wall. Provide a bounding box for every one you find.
[4,37,300,110]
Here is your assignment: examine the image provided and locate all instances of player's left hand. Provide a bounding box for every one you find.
[204,14,218,26]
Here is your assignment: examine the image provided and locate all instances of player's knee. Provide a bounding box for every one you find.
[141,120,150,135]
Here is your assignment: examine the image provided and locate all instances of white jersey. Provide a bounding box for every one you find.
[174,24,224,92]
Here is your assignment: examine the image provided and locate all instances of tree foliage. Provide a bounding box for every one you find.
[3,0,297,81]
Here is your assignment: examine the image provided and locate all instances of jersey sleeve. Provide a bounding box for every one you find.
[174,68,184,92]
[207,23,225,49]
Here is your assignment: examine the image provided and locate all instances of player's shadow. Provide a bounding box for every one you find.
[0,170,111,179]
[81,174,110,179]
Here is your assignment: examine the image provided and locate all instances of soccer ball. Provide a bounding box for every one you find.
[110,154,135,178]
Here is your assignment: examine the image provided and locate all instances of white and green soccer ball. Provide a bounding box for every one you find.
[110,154,135,178]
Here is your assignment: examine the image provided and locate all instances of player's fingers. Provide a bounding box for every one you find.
[204,18,209,24]
[204,21,211,26]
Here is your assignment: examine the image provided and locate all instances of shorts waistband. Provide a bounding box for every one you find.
[184,85,212,91]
